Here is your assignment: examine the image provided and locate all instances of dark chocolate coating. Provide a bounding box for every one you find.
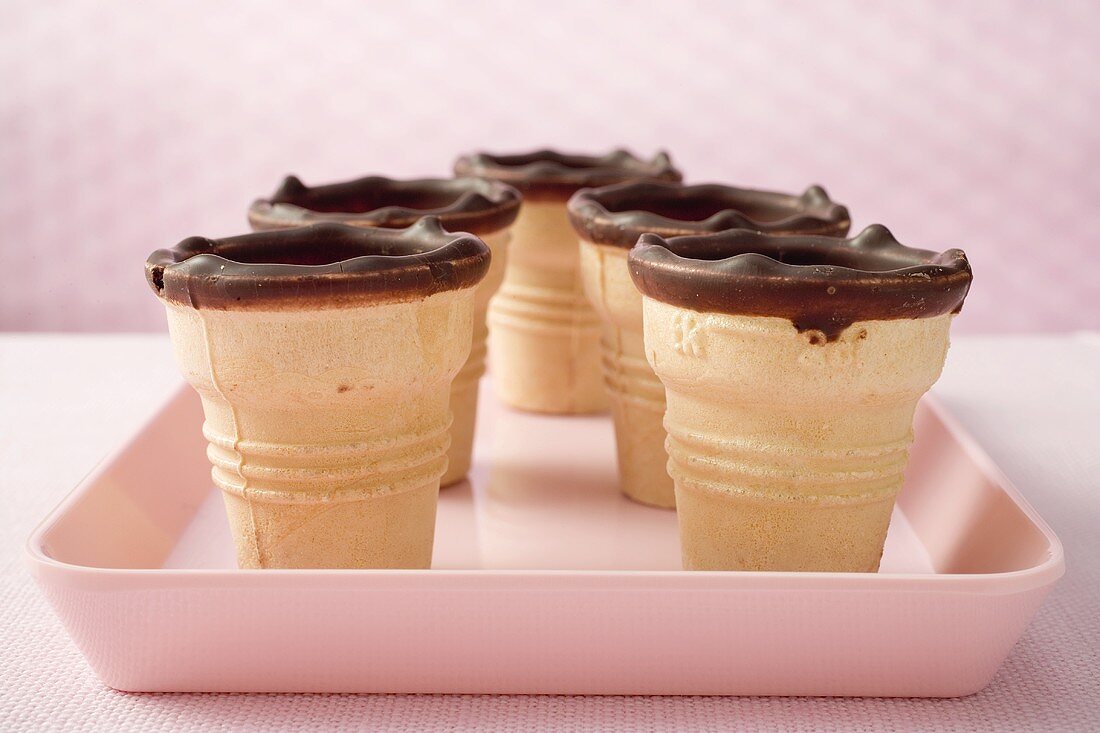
[452,149,682,201]
[248,175,522,235]
[567,181,851,246]
[146,219,491,310]
[629,225,972,341]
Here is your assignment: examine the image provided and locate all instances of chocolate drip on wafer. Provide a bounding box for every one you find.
[567,181,851,246]
[453,149,682,201]
[629,225,971,341]
[248,175,521,234]
[146,219,491,310]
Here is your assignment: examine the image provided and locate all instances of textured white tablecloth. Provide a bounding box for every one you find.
[1,334,1097,732]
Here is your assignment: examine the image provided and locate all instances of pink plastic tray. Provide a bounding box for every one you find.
[27,382,1063,696]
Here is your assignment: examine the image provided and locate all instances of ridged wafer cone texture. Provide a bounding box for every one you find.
[148,220,489,568]
[644,301,953,572]
[165,291,475,569]
[630,225,970,572]
[578,242,672,507]
[245,176,521,489]
[442,228,509,486]
[455,149,682,415]
[570,182,851,508]
[488,201,607,413]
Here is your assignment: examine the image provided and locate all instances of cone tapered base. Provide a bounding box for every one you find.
[643,296,953,572]
[579,241,674,507]
[165,289,474,569]
[489,201,606,414]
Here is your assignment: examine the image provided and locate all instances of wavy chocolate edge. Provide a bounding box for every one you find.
[567,181,851,246]
[248,175,522,234]
[146,219,491,310]
[452,148,683,201]
[629,224,972,341]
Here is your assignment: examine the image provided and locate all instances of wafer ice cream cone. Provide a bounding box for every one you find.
[444,225,509,485]
[629,226,971,571]
[568,182,850,508]
[248,175,520,487]
[145,220,490,569]
[454,149,681,414]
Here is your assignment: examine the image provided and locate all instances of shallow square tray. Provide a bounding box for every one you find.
[27,382,1063,696]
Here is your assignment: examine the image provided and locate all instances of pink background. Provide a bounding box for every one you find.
[2,0,1098,333]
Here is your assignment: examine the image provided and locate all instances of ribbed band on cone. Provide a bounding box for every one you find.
[487,201,607,414]
[442,228,511,486]
[642,297,954,571]
[164,290,475,569]
[579,240,674,507]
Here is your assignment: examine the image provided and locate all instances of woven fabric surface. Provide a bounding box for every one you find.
[1,334,1097,732]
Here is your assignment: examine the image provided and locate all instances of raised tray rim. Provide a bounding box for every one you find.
[25,383,1066,597]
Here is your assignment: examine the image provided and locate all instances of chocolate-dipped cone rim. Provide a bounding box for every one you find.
[248,175,522,235]
[629,225,971,341]
[568,181,851,246]
[453,148,682,200]
[146,219,491,310]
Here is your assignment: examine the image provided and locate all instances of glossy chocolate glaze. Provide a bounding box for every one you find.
[248,175,522,234]
[453,149,682,201]
[146,219,491,310]
[629,225,971,341]
[567,181,850,246]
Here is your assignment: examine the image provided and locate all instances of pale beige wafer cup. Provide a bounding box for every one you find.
[454,149,682,414]
[444,226,508,484]
[569,182,850,508]
[485,199,606,413]
[630,226,972,571]
[577,242,668,504]
[248,175,520,487]
[146,220,490,569]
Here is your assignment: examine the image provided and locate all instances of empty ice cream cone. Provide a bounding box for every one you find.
[629,226,971,571]
[248,175,521,487]
[568,181,850,508]
[146,220,490,569]
[454,149,681,414]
